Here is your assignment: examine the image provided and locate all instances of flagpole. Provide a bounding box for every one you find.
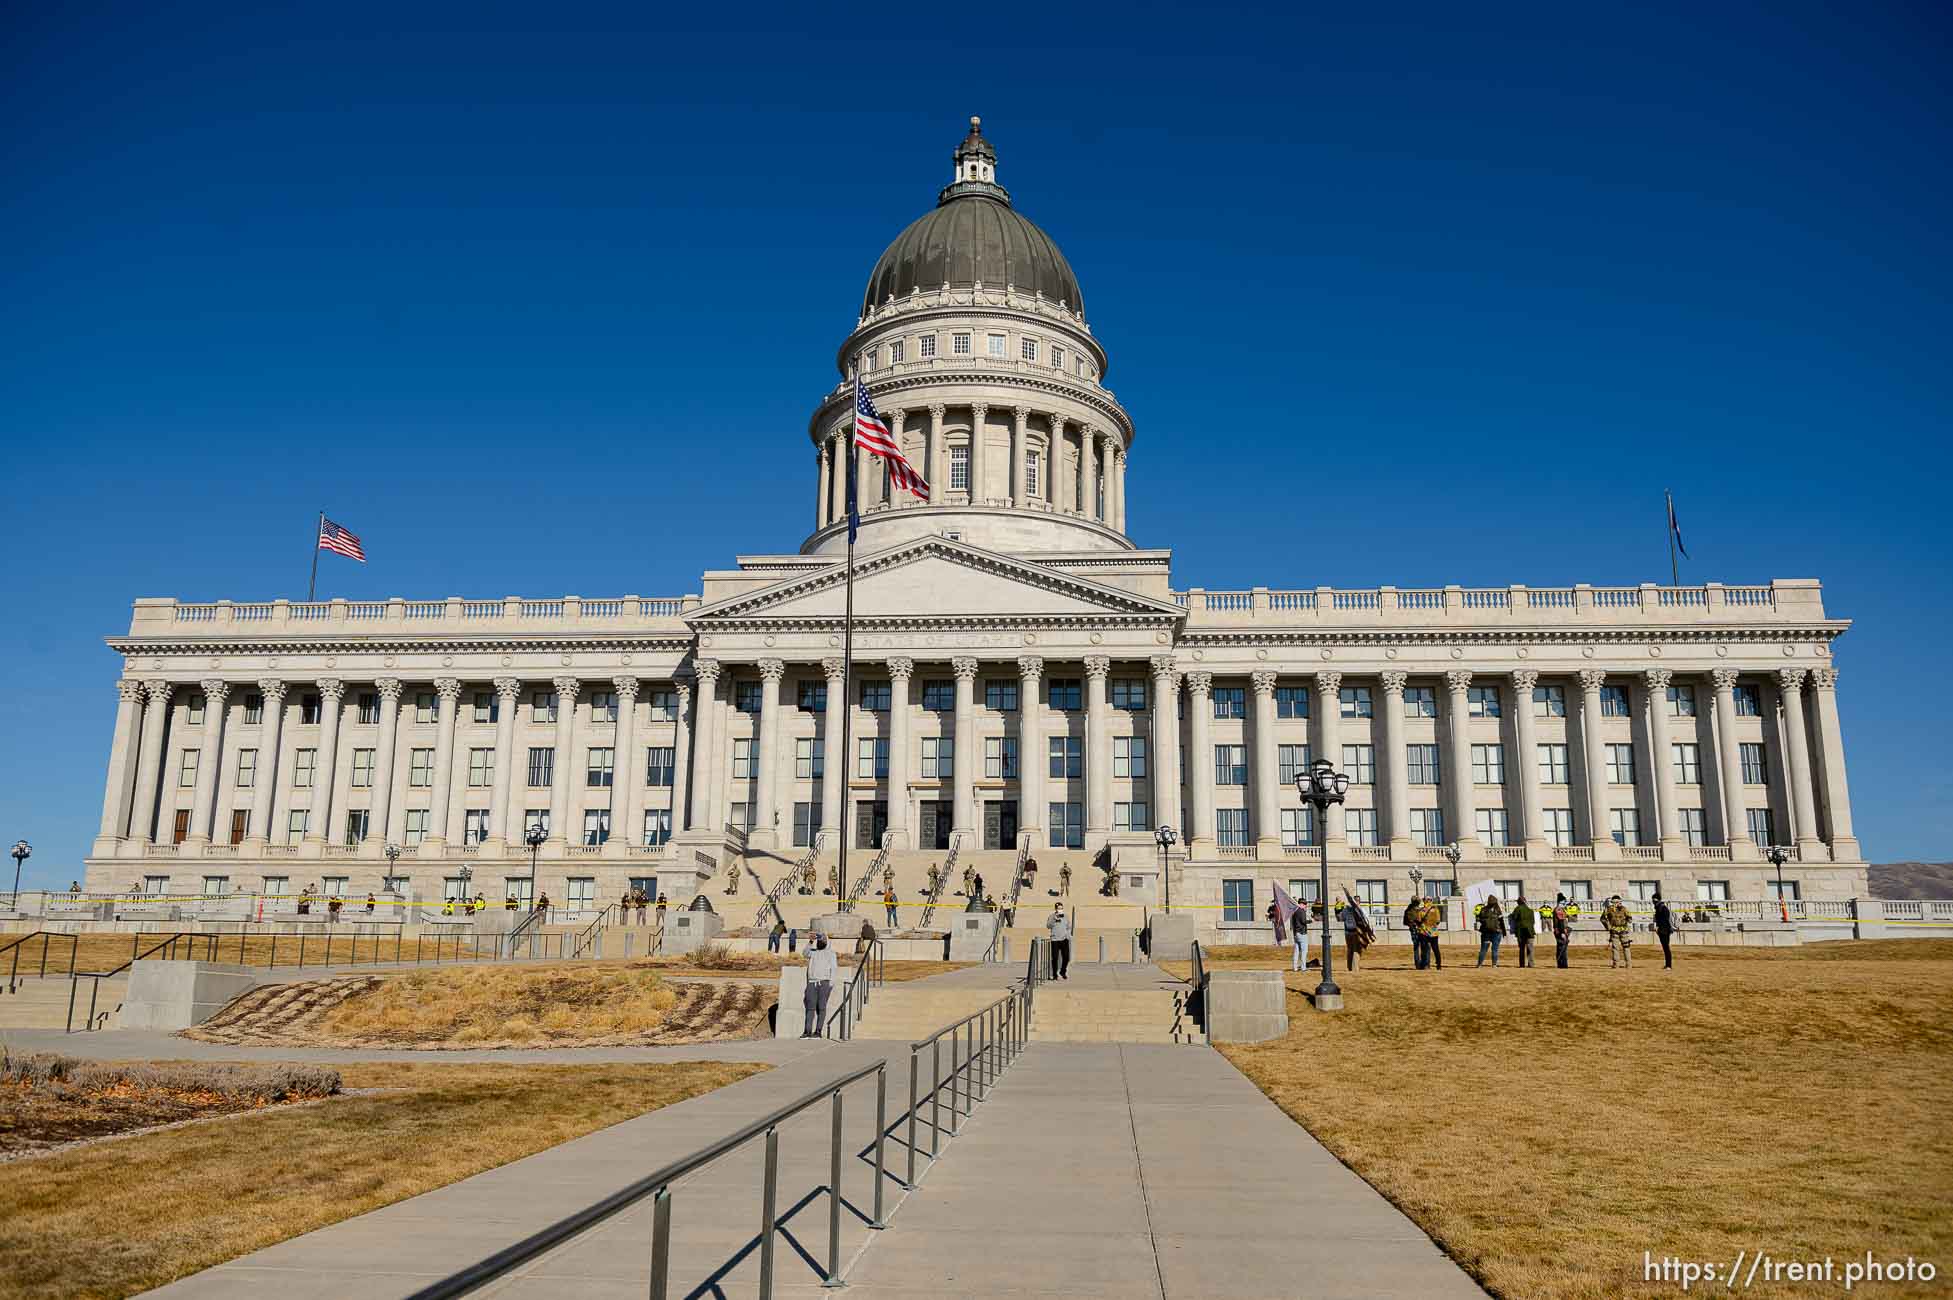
[1665,490,1678,586]
[836,402,857,912]
[308,510,323,602]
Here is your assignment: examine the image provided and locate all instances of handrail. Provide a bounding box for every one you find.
[825,937,886,1039]
[403,1059,891,1300]
[840,831,895,914]
[981,838,1036,963]
[917,830,967,931]
[1185,940,1210,1045]
[4,931,78,992]
[753,835,824,927]
[568,903,618,960]
[902,939,1041,1190]
[502,906,545,958]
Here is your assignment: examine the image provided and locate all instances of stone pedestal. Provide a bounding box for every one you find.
[1738,920,1801,947]
[121,960,258,1031]
[947,910,1000,961]
[1205,969,1290,1041]
[1147,912,1197,962]
[664,909,725,955]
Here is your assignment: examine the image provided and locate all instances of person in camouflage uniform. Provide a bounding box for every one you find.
[1414,894,1444,970]
[1601,894,1633,968]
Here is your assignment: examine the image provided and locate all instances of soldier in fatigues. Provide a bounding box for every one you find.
[1551,893,1573,968]
[1601,895,1633,968]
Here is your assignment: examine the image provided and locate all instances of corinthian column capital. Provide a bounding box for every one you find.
[376,677,405,703]
[1777,667,1808,693]
[1379,671,1408,695]
[1083,656,1112,682]
[200,678,231,708]
[951,657,980,683]
[886,656,915,683]
[1508,668,1538,694]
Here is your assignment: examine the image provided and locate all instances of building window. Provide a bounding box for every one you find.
[1747,807,1776,844]
[647,688,676,721]
[243,693,264,725]
[1212,686,1245,719]
[729,739,754,781]
[1560,879,1594,903]
[1277,743,1313,786]
[985,736,1019,779]
[797,681,827,712]
[1113,801,1150,831]
[1672,743,1702,786]
[1696,879,1730,903]
[1410,808,1445,847]
[859,680,890,711]
[1276,686,1311,719]
[1467,685,1502,717]
[1048,679,1082,711]
[644,809,672,847]
[1538,743,1569,785]
[530,690,558,723]
[1407,744,1441,785]
[734,682,764,714]
[920,334,937,359]
[1470,743,1505,785]
[649,745,677,786]
[1216,810,1250,849]
[415,692,438,724]
[1533,684,1566,717]
[1026,450,1041,496]
[1403,686,1437,719]
[171,809,190,844]
[1605,743,1636,785]
[1111,679,1147,711]
[467,748,494,788]
[792,803,822,847]
[857,737,889,778]
[1475,808,1510,847]
[584,747,613,787]
[1628,879,1659,902]
[351,748,375,788]
[527,747,553,788]
[1341,744,1375,784]
[1049,736,1083,779]
[357,692,380,725]
[1339,686,1373,719]
[1609,808,1642,847]
[861,346,878,371]
[591,691,618,723]
[889,339,905,364]
[1213,744,1246,786]
[1678,808,1707,846]
[409,748,433,788]
[986,333,1006,357]
[1769,877,1800,902]
[1021,337,1038,361]
[1051,345,1065,369]
[1345,808,1378,847]
[950,445,970,491]
[300,694,321,725]
[1542,808,1573,847]
[1733,684,1761,717]
[921,679,955,711]
[1280,807,1315,847]
[582,810,610,846]
[228,810,248,844]
[1740,742,1768,785]
[985,680,1019,711]
[921,737,953,779]
[1113,736,1148,779]
[1221,878,1255,923]
[294,748,317,788]
[1039,801,1080,848]
[177,749,199,789]
[792,739,821,781]
[187,694,206,725]
[345,810,370,846]
[472,692,497,724]
[524,809,551,840]
[1667,684,1697,717]
[236,749,257,789]
[286,811,309,843]
[1600,684,1630,717]
[404,809,429,846]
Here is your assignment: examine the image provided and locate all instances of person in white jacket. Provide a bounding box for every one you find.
[802,935,838,1038]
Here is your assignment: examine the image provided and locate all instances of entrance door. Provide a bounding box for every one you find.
[855,800,888,849]
[920,802,940,851]
[983,800,1019,850]
[923,801,952,850]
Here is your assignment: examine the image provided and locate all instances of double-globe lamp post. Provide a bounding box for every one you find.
[9,840,29,907]
[1766,844,1792,923]
[526,821,548,911]
[1294,759,1349,1013]
[1154,824,1177,913]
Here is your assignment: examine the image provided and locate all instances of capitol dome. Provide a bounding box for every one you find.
[860,117,1084,318]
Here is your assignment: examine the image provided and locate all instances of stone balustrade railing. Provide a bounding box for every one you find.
[130,595,700,637]
[1172,580,1824,627]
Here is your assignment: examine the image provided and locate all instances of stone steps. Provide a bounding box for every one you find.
[845,985,1014,1041]
[0,975,124,1030]
[1030,988,1201,1045]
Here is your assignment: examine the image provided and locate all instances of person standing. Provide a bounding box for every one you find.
[1058,862,1072,896]
[1475,895,1507,967]
[1404,895,1426,970]
[1652,891,1676,969]
[1551,892,1572,968]
[1417,894,1444,970]
[1338,898,1366,971]
[1601,894,1633,969]
[1290,902,1312,972]
[883,885,899,928]
[1509,892,1537,967]
[1046,904,1073,980]
[802,935,837,1037]
[768,919,786,953]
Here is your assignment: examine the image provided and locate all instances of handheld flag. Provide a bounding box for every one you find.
[852,374,930,500]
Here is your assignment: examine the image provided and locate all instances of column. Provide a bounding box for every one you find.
[185,679,230,844]
[1576,669,1615,857]
[1113,446,1127,531]
[306,679,345,844]
[1707,668,1751,855]
[1098,432,1117,522]
[1808,667,1859,861]
[951,658,979,837]
[1379,671,1413,851]
[927,405,946,502]
[482,678,519,846]
[1046,417,1063,506]
[969,405,988,504]
[817,443,832,529]
[829,433,846,523]
[886,658,915,848]
[611,676,642,855]
[751,661,785,848]
[1149,657,1182,845]
[548,676,580,845]
[97,679,146,844]
[371,678,405,850]
[670,680,694,839]
[1777,668,1823,857]
[1185,671,1216,849]
[426,678,462,849]
[689,662,722,833]
[1085,656,1113,844]
[1509,670,1546,853]
[248,680,288,846]
[1443,671,1479,849]
[819,660,846,848]
[1314,673,1345,849]
[1249,670,1280,855]
[211,690,242,849]
[1017,657,1045,848]
[129,683,173,845]
[1079,425,1096,518]
[1011,407,1029,506]
[1644,669,1682,848]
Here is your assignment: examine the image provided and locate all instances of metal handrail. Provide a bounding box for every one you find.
[752,836,823,927]
[840,831,895,914]
[1185,940,1210,1044]
[981,838,1036,963]
[404,1058,890,1300]
[917,830,967,931]
[826,938,885,1040]
[4,931,78,993]
[568,903,619,960]
[501,906,545,958]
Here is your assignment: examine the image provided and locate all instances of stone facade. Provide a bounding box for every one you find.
[82,121,1866,928]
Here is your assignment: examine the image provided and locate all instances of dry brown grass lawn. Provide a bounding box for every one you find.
[1200,939,1953,1299]
[1,930,485,975]
[0,1059,762,1300]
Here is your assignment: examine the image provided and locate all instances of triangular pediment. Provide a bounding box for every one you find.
[688,538,1184,627]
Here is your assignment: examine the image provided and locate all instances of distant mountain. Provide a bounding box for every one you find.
[1870,862,1953,899]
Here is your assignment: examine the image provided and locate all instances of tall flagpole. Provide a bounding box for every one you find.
[836,390,857,911]
[308,509,323,601]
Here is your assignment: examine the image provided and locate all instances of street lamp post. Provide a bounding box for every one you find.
[1155,825,1177,913]
[1294,759,1349,1012]
[1441,842,1462,930]
[9,840,30,908]
[525,821,548,910]
[1766,844,1791,923]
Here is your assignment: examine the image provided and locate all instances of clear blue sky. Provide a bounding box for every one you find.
[2,1,1948,887]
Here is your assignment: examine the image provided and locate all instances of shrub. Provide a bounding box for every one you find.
[0,1051,340,1102]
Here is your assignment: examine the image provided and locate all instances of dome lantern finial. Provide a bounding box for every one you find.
[949,114,999,193]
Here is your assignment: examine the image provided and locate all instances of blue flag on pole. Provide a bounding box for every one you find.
[1667,490,1688,559]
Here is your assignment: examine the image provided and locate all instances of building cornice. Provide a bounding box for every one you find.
[807,366,1133,445]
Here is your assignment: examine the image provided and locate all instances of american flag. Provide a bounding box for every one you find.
[853,374,929,499]
[317,518,367,562]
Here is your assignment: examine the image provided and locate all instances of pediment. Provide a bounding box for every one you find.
[688,538,1184,627]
